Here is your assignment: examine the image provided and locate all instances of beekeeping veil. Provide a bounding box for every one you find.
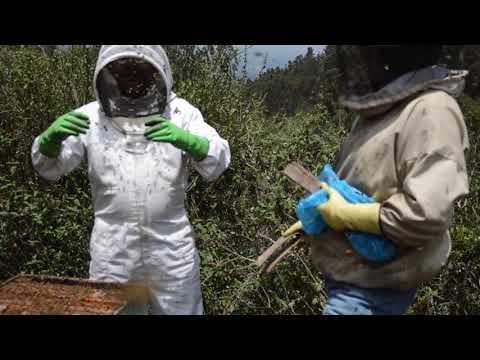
[334,45,470,115]
[94,45,173,118]
[336,45,444,98]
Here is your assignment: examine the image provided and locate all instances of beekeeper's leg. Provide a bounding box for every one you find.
[121,302,149,315]
[89,256,149,315]
[148,253,204,315]
[322,278,417,315]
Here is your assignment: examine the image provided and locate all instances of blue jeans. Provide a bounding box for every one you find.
[322,278,417,315]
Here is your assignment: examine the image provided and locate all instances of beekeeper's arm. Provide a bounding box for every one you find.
[380,95,470,248]
[184,107,231,181]
[31,110,89,182]
[145,108,231,182]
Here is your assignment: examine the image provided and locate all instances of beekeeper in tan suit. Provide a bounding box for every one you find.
[308,45,470,315]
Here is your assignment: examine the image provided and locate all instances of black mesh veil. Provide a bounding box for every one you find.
[96,57,168,118]
[336,45,443,98]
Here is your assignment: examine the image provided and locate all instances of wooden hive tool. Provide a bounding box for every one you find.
[257,163,323,274]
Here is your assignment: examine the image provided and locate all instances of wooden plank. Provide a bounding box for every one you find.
[282,163,323,193]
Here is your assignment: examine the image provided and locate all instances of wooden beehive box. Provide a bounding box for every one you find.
[0,275,148,315]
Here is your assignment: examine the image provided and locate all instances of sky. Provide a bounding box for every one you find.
[236,45,326,79]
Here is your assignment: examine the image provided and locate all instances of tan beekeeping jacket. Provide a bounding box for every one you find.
[311,66,470,290]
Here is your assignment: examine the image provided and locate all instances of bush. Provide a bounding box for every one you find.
[192,105,345,314]
[0,46,98,280]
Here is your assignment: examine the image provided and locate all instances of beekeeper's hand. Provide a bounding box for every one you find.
[144,116,209,161]
[39,112,90,158]
[316,182,382,235]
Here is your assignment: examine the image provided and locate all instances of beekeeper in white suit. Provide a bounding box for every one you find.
[31,45,231,315]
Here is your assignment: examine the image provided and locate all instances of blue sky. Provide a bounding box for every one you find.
[236,45,326,79]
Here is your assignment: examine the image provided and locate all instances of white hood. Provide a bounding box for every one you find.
[93,45,175,116]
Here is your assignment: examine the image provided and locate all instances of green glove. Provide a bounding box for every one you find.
[39,112,90,158]
[144,116,209,161]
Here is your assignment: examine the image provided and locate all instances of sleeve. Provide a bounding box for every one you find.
[31,135,86,182]
[31,106,90,182]
[379,96,470,248]
[184,107,231,182]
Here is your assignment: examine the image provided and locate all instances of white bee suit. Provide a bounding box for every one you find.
[31,45,231,314]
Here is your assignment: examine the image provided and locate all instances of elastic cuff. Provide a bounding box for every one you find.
[39,137,62,158]
[192,137,209,162]
[183,134,209,162]
[346,203,382,235]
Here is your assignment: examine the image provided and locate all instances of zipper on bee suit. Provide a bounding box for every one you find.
[133,153,148,277]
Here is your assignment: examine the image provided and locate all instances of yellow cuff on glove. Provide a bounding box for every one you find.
[282,221,303,237]
[316,182,382,235]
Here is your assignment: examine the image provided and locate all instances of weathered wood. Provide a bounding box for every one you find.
[282,163,323,193]
[0,275,147,315]
[257,233,298,269]
[263,237,306,274]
